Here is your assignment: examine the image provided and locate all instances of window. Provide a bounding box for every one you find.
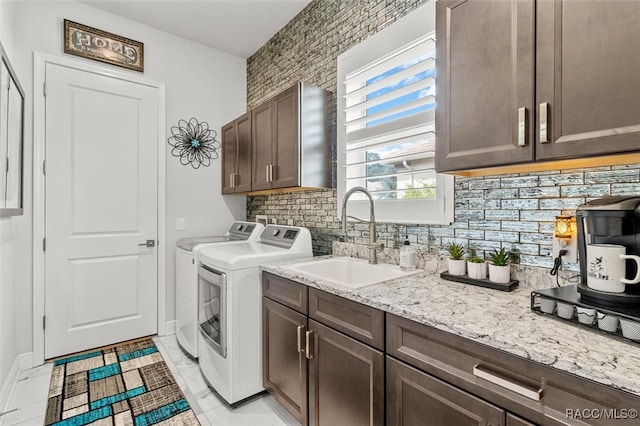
[337,0,453,224]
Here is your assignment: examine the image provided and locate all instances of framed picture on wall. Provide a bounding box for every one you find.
[63,19,144,72]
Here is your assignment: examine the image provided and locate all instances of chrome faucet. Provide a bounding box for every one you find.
[341,186,384,264]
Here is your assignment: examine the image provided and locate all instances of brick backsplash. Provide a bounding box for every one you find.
[245,0,640,270]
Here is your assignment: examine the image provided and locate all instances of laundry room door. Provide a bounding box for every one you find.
[44,62,159,359]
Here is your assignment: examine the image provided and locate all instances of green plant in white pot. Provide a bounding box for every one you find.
[466,248,487,280]
[488,248,511,283]
[446,243,466,276]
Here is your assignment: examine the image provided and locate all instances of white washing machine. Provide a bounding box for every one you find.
[175,221,263,358]
[196,225,313,406]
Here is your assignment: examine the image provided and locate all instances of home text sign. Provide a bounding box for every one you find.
[64,20,144,72]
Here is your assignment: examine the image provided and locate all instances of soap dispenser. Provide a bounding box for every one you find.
[399,235,417,271]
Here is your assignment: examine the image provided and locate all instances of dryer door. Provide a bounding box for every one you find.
[198,264,227,358]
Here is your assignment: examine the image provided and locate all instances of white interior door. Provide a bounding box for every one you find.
[44,62,159,359]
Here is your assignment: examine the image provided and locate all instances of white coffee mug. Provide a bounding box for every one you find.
[586,244,640,293]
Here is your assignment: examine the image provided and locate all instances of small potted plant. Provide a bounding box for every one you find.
[446,242,466,276]
[466,248,487,280]
[488,247,511,283]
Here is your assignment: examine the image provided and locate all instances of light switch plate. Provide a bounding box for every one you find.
[176,217,186,231]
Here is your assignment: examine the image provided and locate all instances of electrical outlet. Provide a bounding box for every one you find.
[287,219,294,226]
[271,218,278,224]
[256,214,267,226]
[176,217,186,231]
[552,237,577,263]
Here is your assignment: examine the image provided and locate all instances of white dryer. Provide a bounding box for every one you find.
[175,221,263,358]
[196,225,313,406]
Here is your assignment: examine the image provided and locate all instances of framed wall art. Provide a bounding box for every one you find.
[63,19,144,72]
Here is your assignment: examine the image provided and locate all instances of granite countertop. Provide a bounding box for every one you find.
[261,255,640,398]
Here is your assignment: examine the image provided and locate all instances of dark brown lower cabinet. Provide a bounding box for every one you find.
[387,356,505,426]
[262,274,384,426]
[308,319,384,426]
[262,298,308,424]
[506,413,537,426]
[264,273,640,426]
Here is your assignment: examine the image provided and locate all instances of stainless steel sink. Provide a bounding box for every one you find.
[283,257,420,289]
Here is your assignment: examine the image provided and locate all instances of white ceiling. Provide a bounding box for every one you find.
[78,0,312,58]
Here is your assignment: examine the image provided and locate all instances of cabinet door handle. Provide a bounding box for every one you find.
[230,173,235,188]
[539,102,549,143]
[270,164,276,182]
[517,107,527,147]
[305,330,314,359]
[473,365,542,401]
[266,165,270,182]
[296,325,305,353]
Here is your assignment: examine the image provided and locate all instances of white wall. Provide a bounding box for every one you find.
[1,0,246,378]
[0,0,20,395]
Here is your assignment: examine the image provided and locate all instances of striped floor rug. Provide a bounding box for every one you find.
[45,338,200,426]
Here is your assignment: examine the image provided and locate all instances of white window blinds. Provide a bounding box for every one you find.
[336,0,453,225]
[343,35,436,201]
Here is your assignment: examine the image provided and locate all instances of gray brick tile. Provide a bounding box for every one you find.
[486,188,519,199]
[501,176,538,188]
[484,231,519,243]
[519,187,560,198]
[469,199,501,210]
[520,233,552,245]
[468,178,500,190]
[501,199,538,210]
[455,210,485,220]
[520,210,558,221]
[485,210,519,220]
[501,221,538,232]
[585,169,639,184]
[611,183,640,195]
[455,229,485,240]
[538,173,584,186]
[539,198,585,210]
[508,243,539,255]
[561,184,609,197]
[468,220,501,231]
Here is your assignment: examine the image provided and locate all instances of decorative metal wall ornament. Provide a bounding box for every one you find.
[168,118,220,169]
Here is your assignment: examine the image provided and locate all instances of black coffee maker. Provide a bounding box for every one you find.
[576,196,640,308]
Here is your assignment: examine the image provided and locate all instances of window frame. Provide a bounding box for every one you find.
[336,0,453,225]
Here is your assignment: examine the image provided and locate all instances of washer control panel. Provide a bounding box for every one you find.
[261,225,305,249]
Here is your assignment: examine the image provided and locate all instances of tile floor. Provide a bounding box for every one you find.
[0,334,300,426]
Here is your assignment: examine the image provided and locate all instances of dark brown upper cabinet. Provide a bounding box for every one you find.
[536,0,640,161]
[251,83,331,193]
[436,0,640,174]
[221,112,252,194]
[436,0,535,172]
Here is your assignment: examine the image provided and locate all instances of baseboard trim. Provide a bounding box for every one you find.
[160,320,176,336]
[0,356,20,415]
[17,353,33,371]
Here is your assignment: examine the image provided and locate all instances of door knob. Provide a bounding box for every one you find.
[138,239,155,248]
